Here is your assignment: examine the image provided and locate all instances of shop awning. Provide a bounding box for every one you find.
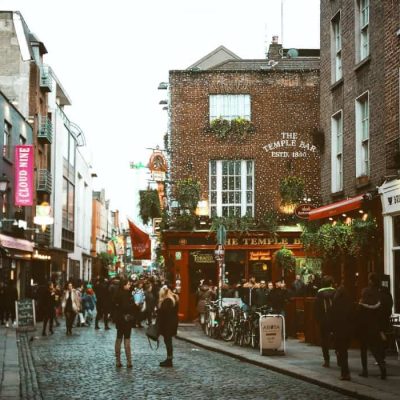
[0,234,34,253]
[308,194,365,221]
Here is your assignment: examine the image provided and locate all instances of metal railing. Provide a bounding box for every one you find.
[38,116,53,144]
[40,65,53,92]
[36,169,52,193]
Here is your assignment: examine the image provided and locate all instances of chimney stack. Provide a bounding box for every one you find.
[267,36,283,60]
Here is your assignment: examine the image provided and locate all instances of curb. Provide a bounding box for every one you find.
[176,334,387,400]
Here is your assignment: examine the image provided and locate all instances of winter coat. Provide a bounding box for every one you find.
[94,282,110,310]
[157,297,179,338]
[4,285,18,310]
[314,286,336,328]
[62,289,80,313]
[355,286,382,342]
[113,288,137,328]
[196,285,215,313]
[270,288,288,314]
[330,286,354,341]
[82,294,96,311]
[39,287,56,315]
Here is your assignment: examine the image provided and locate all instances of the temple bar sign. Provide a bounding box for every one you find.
[263,132,317,158]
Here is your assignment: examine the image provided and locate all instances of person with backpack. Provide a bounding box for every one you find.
[314,275,336,367]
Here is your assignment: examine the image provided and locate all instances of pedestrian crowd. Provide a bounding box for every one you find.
[196,272,395,382]
[28,273,178,368]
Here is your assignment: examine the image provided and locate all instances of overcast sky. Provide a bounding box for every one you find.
[0,0,320,224]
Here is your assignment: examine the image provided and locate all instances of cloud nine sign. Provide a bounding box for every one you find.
[262,132,318,158]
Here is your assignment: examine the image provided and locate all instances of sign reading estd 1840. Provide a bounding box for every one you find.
[294,204,316,219]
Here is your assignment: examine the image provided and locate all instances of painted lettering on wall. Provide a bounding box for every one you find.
[263,132,317,158]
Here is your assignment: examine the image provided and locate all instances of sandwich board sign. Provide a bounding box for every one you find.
[15,299,36,331]
[259,314,285,356]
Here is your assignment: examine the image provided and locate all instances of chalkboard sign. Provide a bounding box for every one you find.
[16,299,36,329]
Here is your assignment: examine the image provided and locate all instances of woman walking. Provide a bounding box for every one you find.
[356,272,386,379]
[156,286,179,367]
[62,282,80,335]
[113,279,136,368]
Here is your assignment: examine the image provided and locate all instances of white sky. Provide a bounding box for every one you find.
[0,0,320,223]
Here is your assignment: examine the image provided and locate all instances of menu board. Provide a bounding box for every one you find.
[16,299,36,329]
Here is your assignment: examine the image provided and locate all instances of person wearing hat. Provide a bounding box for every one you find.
[356,272,386,379]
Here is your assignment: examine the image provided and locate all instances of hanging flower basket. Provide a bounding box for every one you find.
[279,176,305,206]
[274,246,296,272]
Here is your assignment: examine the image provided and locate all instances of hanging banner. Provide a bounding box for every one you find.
[14,145,34,206]
[128,219,151,260]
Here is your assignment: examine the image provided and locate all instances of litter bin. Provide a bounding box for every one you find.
[259,314,285,356]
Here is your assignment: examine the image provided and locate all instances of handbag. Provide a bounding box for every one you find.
[145,323,160,350]
[124,313,134,322]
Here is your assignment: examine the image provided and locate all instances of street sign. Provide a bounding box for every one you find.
[294,204,316,219]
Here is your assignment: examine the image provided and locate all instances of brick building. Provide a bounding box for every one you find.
[163,40,321,320]
[316,1,400,306]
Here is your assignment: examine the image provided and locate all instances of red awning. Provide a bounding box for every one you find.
[308,194,365,221]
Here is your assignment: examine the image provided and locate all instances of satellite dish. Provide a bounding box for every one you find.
[287,48,299,58]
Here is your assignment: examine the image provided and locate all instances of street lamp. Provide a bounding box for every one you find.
[0,174,9,193]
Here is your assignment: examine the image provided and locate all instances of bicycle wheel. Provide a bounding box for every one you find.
[221,320,234,342]
[242,320,252,346]
[251,323,259,349]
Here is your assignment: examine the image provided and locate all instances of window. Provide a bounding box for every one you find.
[331,13,342,82]
[356,0,369,61]
[19,135,26,145]
[209,95,251,121]
[3,121,11,159]
[355,92,369,176]
[209,160,254,217]
[62,177,75,231]
[331,111,343,192]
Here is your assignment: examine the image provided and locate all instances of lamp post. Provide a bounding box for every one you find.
[215,224,227,307]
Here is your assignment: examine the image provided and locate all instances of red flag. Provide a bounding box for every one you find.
[128,219,151,260]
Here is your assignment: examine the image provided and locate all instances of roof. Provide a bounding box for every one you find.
[210,58,319,71]
[187,45,241,70]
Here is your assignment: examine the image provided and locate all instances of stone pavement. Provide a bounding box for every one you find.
[0,326,20,400]
[0,321,360,400]
[177,324,400,400]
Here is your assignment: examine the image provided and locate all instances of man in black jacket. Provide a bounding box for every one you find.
[314,275,336,367]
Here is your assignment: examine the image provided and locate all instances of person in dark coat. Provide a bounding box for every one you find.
[291,274,306,297]
[0,282,6,325]
[144,283,156,326]
[356,272,386,379]
[40,282,56,336]
[156,286,179,367]
[314,275,336,367]
[94,278,110,330]
[4,281,18,327]
[113,279,136,368]
[270,281,288,315]
[331,284,354,380]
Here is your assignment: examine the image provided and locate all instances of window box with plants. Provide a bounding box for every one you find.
[208,117,255,140]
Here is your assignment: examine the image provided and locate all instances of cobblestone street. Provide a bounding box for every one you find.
[26,323,356,400]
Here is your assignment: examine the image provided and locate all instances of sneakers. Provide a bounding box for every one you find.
[5,322,9,328]
[340,374,351,381]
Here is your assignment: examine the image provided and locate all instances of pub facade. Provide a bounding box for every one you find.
[162,38,321,321]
